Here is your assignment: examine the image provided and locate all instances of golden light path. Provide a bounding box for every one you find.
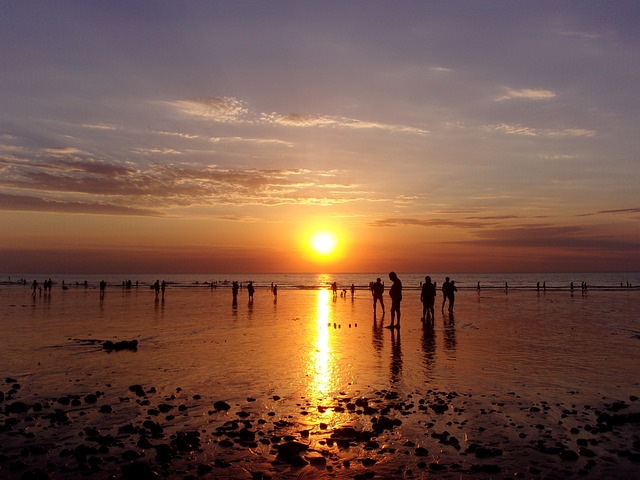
[312,289,332,396]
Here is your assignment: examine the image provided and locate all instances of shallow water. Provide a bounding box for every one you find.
[1,283,639,478]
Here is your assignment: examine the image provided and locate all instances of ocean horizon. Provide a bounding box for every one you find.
[3,271,640,291]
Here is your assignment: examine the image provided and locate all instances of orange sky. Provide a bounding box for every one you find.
[1,3,639,273]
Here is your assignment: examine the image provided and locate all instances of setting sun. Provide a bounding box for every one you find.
[310,231,338,256]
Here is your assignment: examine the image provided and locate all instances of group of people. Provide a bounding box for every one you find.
[370,273,457,329]
[369,272,404,329]
[31,278,54,295]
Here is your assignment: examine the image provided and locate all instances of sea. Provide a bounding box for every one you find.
[4,271,639,291]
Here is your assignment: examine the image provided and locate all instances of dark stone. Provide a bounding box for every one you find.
[214,401,231,411]
[276,441,309,465]
[414,447,429,456]
[560,450,580,461]
[129,385,146,396]
[103,340,138,351]
[474,446,503,458]
[430,403,448,414]
[99,405,113,414]
[6,401,29,413]
[84,394,98,404]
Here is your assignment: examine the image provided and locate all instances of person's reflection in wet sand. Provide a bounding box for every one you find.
[443,311,457,358]
[421,318,436,380]
[372,315,384,357]
[390,328,403,384]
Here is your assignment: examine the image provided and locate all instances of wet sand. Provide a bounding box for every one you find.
[1,285,639,479]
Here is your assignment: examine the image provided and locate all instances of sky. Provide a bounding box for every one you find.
[1,1,639,274]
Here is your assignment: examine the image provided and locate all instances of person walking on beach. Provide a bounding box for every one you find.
[421,276,436,323]
[161,280,166,299]
[448,280,457,312]
[386,272,402,329]
[372,278,385,316]
[441,277,451,312]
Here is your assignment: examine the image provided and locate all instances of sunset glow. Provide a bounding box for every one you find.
[1,3,639,273]
[310,231,339,257]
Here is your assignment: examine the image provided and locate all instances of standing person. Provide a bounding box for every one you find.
[161,280,166,299]
[247,281,255,302]
[386,271,402,329]
[372,278,385,316]
[441,277,451,312]
[420,276,436,322]
[232,281,239,300]
[154,280,160,298]
[350,283,355,298]
[448,280,458,312]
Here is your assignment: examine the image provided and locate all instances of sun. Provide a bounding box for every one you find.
[309,231,338,257]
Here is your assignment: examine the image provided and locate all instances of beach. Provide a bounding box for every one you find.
[1,277,639,479]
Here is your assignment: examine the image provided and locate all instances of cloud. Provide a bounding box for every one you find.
[133,148,183,155]
[496,88,557,102]
[154,130,199,139]
[81,123,119,130]
[465,225,640,251]
[209,136,294,147]
[577,208,640,217]
[170,95,428,136]
[262,112,428,135]
[431,66,453,73]
[172,96,250,123]
[486,123,596,137]
[371,217,495,230]
[0,151,364,213]
[0,192,160,216]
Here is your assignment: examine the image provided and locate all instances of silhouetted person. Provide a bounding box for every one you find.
[331,281,337,297]
[386,271,402,329]
[448,280,457,312]
[31,280,37,295]
[372,278,385,316]
[153,280,160,297]
[247,281,255,302]
[537,281,540,292]
[232,281,239,300]
[441,277,451,312]
[350,284,355,298]
[99,280,106,297]
[272,284,277,297]
[161,280,166,298]
[420,276,436,322]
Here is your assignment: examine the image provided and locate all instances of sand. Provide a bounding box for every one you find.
[1,284,639,479]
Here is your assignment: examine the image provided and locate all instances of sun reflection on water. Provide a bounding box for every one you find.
[311,289,332,396]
